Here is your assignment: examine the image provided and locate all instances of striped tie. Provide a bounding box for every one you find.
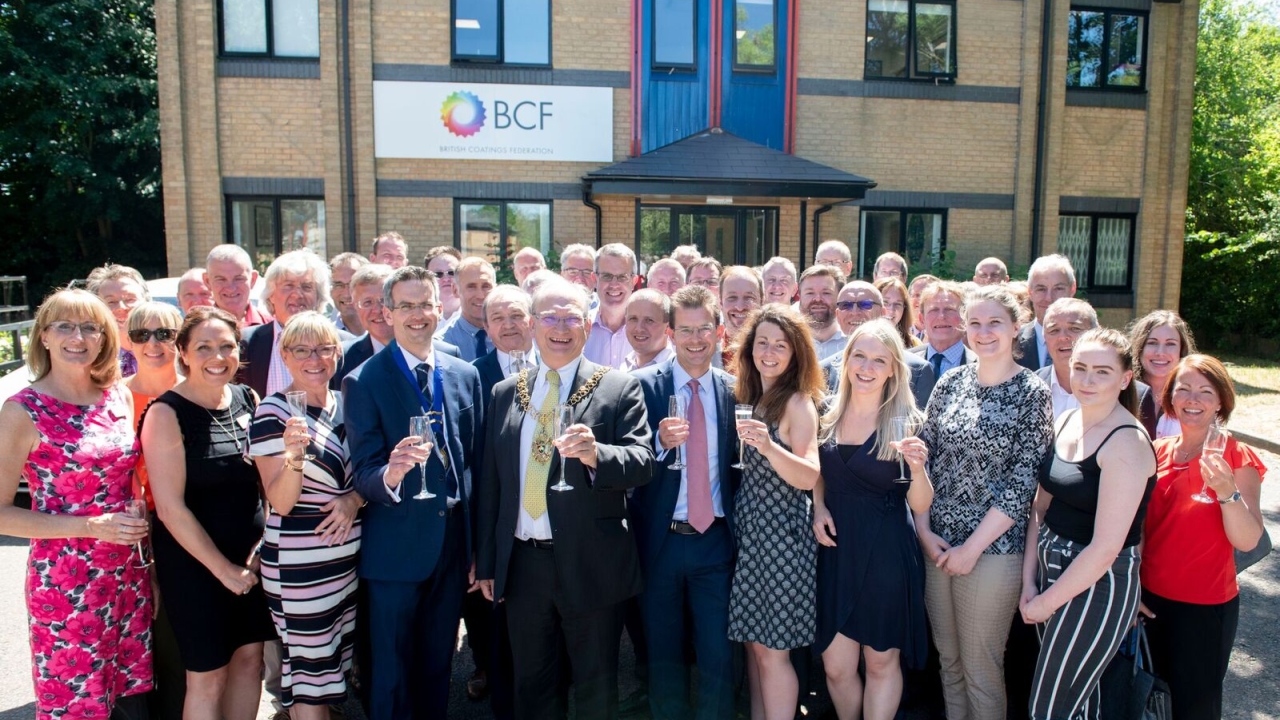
[522,370,560,519]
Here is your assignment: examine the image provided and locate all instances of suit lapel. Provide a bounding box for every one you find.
[715,371,736,480]
[385,343,427,421]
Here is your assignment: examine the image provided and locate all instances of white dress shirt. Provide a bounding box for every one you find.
[813,327,848,362]
[516,357,583,540]
[265,322,292,396]
[1046,367,1080,420]
[667,363,724,521]
[496,347,538,377]
[622,344,674,373]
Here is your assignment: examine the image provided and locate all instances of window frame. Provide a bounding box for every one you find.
[450,0,553,67]
[1065,5,1148,92]
[453,199,555,268]
[224,195,326,258]
[731,0,779,74]
[217,0,320,59]
[637,204,779,267]
[651,0,699,72]
[1057,213,1137,291]
[863,0,958,83]
[857,208,948,279]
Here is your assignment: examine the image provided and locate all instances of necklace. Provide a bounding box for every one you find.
[204,393,245,457]
[1173,439,1203,464]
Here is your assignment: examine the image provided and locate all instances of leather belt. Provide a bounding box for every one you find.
[518,537,554,549]
[668,517,726,535]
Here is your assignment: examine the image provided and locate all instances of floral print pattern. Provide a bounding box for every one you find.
[12,386,153,720]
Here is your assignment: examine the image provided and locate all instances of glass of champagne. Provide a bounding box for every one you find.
[551,404,575,492]
[891,415,913,484]
[510,350,527,375]
[125,498,152,569]
[284,391,315,461]
[1191,419,1228,503]
[732,404,754,469]
[668,395,687,470]
[408,415,436,500]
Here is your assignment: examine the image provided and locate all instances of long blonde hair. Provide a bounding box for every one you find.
[819,319,923,461]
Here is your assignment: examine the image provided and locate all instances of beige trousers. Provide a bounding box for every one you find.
[923,552,1023,720]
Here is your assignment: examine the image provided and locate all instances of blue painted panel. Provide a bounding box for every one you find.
[641,0,711,153]
[720,0,787,150]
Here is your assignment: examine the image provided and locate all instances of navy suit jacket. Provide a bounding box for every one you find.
[237,321,355,397]
[1017,323,1043,371]
[821,348,935,412]
[908,343,977,405]
[342,341,484,583]
[630,360,739,574]
[473,349,506,414]
[333,333,460,388]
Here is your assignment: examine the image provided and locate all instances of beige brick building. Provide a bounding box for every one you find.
[158,0,1196,320]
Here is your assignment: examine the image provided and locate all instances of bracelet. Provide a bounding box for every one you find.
[284,457,304,473]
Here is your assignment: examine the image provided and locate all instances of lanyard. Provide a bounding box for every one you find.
[390,343,445,436]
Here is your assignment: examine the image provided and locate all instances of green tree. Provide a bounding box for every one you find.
[1188,0,1280,236]
[0,0,164,300]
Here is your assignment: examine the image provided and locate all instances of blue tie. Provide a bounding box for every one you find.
[931,351,946,378]
[474,328,488,359]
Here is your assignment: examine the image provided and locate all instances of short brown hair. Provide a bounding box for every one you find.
[669,284,720,329]
[424,246,462,264]
[1161,354,1235,422]
[175,306,241,376]
[371,231,407,255]
[798,263,845,290]
[27,289,121,388]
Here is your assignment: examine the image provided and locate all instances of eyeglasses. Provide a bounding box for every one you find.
[48,322,104,338]
[674,325,716,340]
[286,345,340,360]
[692,278,720,288]
[536,313,585,329]
[356,298,385,311]
[128,328,178,344]
[561,268,594,279]
[393,301,438,314]
[598,272,634,285]
[836,299,881,312]
[884,301,906,313]
[429,270,457,279]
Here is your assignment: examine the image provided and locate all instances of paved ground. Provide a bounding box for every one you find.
[0,451,1277,720]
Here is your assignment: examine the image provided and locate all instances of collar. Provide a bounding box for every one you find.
[927,340,965,363]
[399,343,437,372]
[452,314,483,337]
[672,358,712,390]
[496,347,536,373]
[272,321,286,345]
[538,356,583,390]
[1047,366,1069,393]
[626,344,674,371]
[1034,319,1045,345]
[370,335,387,353]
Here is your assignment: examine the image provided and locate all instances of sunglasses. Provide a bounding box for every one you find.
[835,300,880,312]
[127,328,178,344]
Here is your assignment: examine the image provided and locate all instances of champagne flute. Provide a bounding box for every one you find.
[1191,420,1228,503]
[510,350,527,376]
[551,404,575,492]
[891,415,913,484]
[284,391,315,461]
[125,498,153,569]
[668,395,687,470]
[732,404,754,469]
[408,415,436,500]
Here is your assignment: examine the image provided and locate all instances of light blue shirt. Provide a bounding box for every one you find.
[926,340,967,376]
[436,314,492,362]
[667,363,725,521]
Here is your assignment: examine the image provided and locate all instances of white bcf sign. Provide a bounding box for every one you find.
[373,81,614,162]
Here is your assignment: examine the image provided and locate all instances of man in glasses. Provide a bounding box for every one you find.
[631,284,739,720]
[558,244,599,308]
[814,239,854,279]
[329,252,370,335]
[821,281,935,408]
[342,265,484,720]
[685,258,723,301]
[583,243,637,368]
[436,257,497,362]
[426,246,463,322]
[476,277,653,720]
[238,249,354,399]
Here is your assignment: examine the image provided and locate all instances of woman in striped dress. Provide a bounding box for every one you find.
[249,311,363,715]
[1019,328,1157,720]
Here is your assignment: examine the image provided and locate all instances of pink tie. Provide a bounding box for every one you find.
[686,379,713,533]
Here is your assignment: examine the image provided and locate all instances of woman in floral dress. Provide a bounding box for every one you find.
[0,289,153,720]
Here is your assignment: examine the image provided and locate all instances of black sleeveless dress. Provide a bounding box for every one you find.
[146,384,274,672]
[814,436,927,667]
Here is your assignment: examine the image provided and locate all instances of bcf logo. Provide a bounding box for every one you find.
[440,90,554,138]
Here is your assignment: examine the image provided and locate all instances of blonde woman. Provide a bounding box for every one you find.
[813,319,933,720]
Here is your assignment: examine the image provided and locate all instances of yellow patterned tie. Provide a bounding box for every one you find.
[522,370,560,519]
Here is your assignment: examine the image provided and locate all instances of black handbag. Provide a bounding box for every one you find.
[1099,624,1172,720]
[1236,527,1273,574]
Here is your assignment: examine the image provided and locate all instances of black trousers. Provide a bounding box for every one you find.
[1142,589,1240,720]
[505,540,626,720]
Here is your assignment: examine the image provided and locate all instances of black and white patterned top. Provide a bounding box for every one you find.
[920,365,1053,555]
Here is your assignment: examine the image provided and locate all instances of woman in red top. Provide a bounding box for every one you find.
[1141,354,1266,720]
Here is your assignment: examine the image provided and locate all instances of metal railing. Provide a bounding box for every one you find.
[0,276,31,374]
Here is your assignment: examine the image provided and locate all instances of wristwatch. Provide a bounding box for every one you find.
[1218,490,1242,505]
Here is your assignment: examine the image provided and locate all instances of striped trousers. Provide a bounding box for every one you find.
[1029,528,1140,720]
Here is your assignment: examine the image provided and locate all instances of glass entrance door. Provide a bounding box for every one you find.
[639,205,777,269]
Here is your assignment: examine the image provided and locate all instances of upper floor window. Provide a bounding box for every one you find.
[653,0,696,69]
[220,0,320,58]
[1067,8,1146,90]
[734,0,776,71]
[1058,214,1135,290]
[453,0,551,65]
[864,0,955,80]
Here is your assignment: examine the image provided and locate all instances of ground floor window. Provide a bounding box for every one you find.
[858,209,945,279]
[226,197,326,268]
[1057,214,1135,290]
[639,205,776,270]
[456,200,553,273]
